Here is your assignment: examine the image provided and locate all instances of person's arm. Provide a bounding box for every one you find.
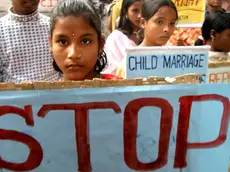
[107,14,112,33]
[0,35,6,82]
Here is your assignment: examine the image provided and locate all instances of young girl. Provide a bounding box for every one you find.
[49,0,121,81]
[103,0,143,75]
[195,11,230,62]
[140,0,178,46]
[116,0,178,77]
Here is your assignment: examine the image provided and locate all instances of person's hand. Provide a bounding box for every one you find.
[176,39,185,46]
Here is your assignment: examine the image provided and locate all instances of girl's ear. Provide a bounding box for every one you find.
[140,17,146,29]
[48,35,53,53]
[210,29,216,40]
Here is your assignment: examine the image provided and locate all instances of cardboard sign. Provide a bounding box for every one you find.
[172,0,206,27]
[0,80,229,172]
[0,0,59,14]
[208,62,230,83]
[125,46,209,83]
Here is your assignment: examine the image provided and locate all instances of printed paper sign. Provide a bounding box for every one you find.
[208,65,230,83]
[0,84,230,172]
[172,0,206,27]
[125,46,209,82]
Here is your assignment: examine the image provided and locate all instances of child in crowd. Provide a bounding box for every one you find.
[49,0,122,81]
[103,0,143,75]
[139,0,177,46]
[195,11,230,62]
[116,0,178,78]
[0,0,59,82]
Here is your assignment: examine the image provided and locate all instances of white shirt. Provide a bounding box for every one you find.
[103,30,136,74]
[0,8,60,83]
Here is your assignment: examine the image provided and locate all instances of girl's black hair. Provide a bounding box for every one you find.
[195,11,230,46]
[142,0,178,21]
[50,0,107,73]
[118,0,141,36]
[194,39,204,46]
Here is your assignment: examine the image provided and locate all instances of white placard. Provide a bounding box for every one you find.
[125,46,210,83]
[208,66,230,83]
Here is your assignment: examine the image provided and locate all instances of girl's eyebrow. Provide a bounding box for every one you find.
[54,34,68,38]
[80,33,94,38]
[155,16,166,20]
[154,16,177,21]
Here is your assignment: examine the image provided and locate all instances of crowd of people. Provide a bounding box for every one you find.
[0,0,229,83]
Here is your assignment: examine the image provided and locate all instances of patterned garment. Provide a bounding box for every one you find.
[166,28,201,46]
[0,8,60,83]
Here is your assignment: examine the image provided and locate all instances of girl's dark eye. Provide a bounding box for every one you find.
[81,38,91,44]
[171,22,176,26]
[132,9,139,13]
[58,40,67,45]
[156,20,163,25]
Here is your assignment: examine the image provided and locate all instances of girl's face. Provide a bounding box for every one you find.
[212,29,230,52]
[142,6,177,46]
[50,16,102,81]
[127,1,142,30]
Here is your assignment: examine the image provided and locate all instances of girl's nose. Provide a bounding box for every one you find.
[67,44,82,59]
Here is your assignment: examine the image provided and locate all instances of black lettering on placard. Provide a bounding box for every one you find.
[174,0,200,6]
[178,15,189,21]
[163,54,204,68]
[128,56,158,71]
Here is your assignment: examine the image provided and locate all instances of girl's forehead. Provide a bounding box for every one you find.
[152,6,177,17]
[131,1,142,6]
[53,16,97,35]
[222,28,230,34]
[55,16,88,27]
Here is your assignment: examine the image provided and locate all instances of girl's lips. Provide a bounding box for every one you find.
[23,1,38,8]
[159,36,170,39]
[23,0,37,5]
[66,63,84,70]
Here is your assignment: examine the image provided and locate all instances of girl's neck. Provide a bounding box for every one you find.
[129,29,143,45]
[205,40,221,52]
[133,27,140,32]
[129,34,140,45]
[140,39,159,47]
[131,22,141,32]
